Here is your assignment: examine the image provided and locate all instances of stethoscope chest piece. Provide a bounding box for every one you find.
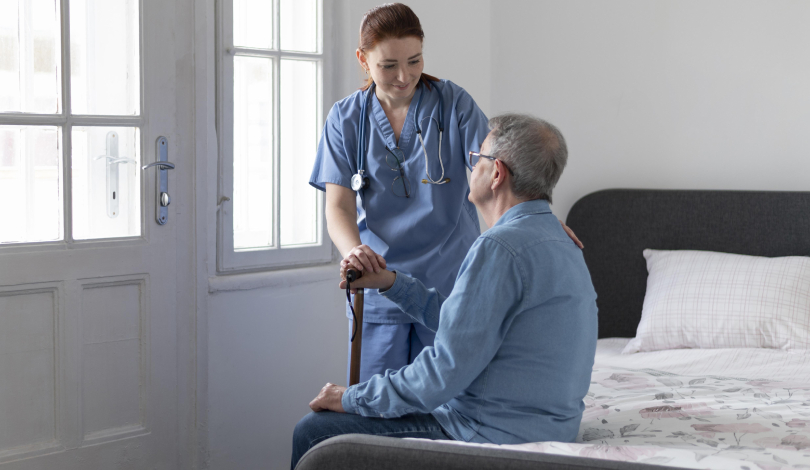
[351,172,369,191]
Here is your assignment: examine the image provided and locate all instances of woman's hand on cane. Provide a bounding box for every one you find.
[340,259,397,293]
[344,244,386,274]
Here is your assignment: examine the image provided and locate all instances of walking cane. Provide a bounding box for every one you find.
[346,269,364,386]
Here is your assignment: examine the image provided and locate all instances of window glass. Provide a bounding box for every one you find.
[280,0,317,53]
[224,0,326,267]
[233,0,273,50]
[0,0,61,114]
[72,126,140,239]
[0,126,62,243]
[70,0,140,115]
[1,0,143,246]
[279,59,317,246]
[233,56,274,249]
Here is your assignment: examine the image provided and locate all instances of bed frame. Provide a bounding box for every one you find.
[295,189,810,470]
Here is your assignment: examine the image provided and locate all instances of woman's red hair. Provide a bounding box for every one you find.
[358,3,439,91]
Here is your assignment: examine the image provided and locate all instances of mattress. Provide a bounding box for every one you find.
[434,338,810,470]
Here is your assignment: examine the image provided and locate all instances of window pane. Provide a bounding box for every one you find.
[0,126,62,244]
[280,0,317,53]
[280,59,317,246]
[0,0,61,114]
[233,0,273,50]
[233,56,274,250]
[70,0,139,115]
[72,127,140,239]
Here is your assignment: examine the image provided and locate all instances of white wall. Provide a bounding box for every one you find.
[491,0,810,222]
[207,273,345,470]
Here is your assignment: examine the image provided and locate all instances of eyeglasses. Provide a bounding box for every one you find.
[468,151,514,175]
[385,147,411,198]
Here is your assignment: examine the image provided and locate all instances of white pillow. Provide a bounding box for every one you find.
[622,249,810,353]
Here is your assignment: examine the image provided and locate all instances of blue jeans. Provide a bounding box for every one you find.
[291,411,451,469]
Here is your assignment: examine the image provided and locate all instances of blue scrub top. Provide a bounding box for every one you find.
[310,79,490,323]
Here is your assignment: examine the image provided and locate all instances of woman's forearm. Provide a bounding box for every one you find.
[325,183,362,257]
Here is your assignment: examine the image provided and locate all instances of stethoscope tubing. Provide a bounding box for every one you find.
[355,80,447,191]
[356,83,375,179]
[414,81,447,185]
[413,80,444,134]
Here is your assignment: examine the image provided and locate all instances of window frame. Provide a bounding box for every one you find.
[0,0,147,251]
[215,0,334,273]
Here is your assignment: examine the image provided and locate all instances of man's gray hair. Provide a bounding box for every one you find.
[487,114,568,203]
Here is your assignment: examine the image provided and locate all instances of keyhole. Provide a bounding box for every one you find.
[113,191,116,200]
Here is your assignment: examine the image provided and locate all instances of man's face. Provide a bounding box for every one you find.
[468,133,494,206]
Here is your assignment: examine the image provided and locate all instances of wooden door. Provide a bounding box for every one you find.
[0,0,180,468]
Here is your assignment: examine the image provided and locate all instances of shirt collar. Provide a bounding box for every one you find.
[492,199,552,228]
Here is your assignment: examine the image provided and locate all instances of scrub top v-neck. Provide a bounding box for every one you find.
[371,84,419,150]
[310,79,490,324]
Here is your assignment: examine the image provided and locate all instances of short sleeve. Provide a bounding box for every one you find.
[309,103,355,192]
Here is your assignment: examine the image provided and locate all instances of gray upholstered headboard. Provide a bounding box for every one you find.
[565,189,810,339]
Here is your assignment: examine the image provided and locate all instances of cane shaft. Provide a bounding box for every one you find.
[349,289,365,386]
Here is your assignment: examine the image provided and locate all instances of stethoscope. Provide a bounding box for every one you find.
[350,81,448,193]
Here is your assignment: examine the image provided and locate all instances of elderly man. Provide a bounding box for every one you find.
[291,114,598,469]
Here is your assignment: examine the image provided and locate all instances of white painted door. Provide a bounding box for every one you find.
[0,0,179,468]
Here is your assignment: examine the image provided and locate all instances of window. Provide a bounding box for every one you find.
[0,0,142,245]
[217,0,332,272]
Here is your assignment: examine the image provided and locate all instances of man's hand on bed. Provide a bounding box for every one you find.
[309,383,346,413]
[560,220,584,249]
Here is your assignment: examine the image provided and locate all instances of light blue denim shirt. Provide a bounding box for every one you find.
[341,199,598,444]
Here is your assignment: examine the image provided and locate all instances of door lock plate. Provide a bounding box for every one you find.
[141,137,175,225]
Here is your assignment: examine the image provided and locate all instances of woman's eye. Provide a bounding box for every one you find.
[409,60,421,65]
[381,64,395,70]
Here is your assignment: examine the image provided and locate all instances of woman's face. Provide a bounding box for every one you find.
[358,36,424,103]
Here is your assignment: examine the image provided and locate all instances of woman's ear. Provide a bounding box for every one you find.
[356,49,368,72]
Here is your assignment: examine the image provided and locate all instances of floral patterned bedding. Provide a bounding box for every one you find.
[438,338,810,470]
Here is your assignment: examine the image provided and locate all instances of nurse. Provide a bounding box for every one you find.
[309,3,578,383]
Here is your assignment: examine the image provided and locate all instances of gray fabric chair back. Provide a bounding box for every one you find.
[565,189,810,339]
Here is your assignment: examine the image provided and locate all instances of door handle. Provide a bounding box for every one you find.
[142,161,175,171]
[141,136,175,225]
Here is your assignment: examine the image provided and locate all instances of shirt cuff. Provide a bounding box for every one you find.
[379,271,410,303]
[341,385,358,415]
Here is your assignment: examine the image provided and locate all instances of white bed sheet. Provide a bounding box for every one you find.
[434,338,810,470]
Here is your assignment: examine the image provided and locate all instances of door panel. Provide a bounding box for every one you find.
[0,286,59,459]
[80,277,146,442]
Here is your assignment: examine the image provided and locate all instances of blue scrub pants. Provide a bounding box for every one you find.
[347,321,436,385]
[291,411,450,469]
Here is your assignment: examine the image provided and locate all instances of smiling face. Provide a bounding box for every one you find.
[357,36,424,103]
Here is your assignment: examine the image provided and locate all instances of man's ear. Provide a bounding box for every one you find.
[489,160,508,191]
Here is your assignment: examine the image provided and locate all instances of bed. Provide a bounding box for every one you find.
[296,189,810,470]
